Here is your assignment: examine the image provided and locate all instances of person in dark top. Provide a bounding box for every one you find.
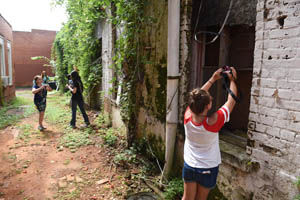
[67,70,90,128]
[32,75,52,131]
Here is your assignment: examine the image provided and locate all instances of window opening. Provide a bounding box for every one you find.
[197,25,255,148]
[0,36,5,78]
[7,41,13,85]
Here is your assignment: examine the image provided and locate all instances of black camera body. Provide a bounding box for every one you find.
[220,66,241,103]
[42,82,57,90]
[221,66,232,77]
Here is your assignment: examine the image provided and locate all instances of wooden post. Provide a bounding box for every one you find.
[216,26,230,109]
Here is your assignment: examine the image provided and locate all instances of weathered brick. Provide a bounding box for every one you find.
[264,39,281,49]
[277,80,293,89]
[263,88,276,97]
[269,28,300,39]
[265,20,279,30]
[280,129,296,142]
[273,119,289,129]
[255,123,268,133]
[295,134,300,144]
[251,148,269,161]
[260,115,275,126]
[278,89,293,100]
[274,170,298,197]
[260,106,279,118]
[280,100,300,111]
[260,97,276,107]
[289,122,300,133]
[283,16,300,28]
[266,126,280,137]
[261,79,277,88]
[288,69,300,80]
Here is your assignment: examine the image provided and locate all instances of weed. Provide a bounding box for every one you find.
[59,188,81,200]
[95,113,111,128]
[17,124,35,142]
[294,177,300,187]
[60,131,92,152]
[163,178,184,200]
[63,159,70,165]
[294,177,300,200]
[102,128,118,147]
[0,96,34,129]
[294,194,300,200]
[45,94,70,124]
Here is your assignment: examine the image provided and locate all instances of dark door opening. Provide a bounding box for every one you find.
[190,25,255,148]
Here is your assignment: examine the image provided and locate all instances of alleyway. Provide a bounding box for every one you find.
[0,89,158,200]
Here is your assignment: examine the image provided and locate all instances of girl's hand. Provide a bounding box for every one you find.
[211,68,223,81]
[228,67,237,81]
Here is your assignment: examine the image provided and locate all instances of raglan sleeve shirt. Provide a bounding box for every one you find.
[183,105,230,168]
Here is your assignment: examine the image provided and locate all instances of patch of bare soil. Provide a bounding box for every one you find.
[0,90,155,200]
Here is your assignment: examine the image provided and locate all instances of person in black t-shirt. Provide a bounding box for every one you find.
[32,75,52,131]
[66,70,90,129]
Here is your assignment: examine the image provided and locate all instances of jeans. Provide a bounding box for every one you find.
[70,98,90,126]
[182,162,219,189]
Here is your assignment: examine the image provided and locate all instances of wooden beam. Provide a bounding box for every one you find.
[216,26,230,109]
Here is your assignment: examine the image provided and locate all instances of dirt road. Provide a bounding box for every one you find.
[0,89,153,200]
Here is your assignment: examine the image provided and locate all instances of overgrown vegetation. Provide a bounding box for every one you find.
[51,0,151,145]
[163,178,184,200]
[49,0,179,197]
[294,177,300,200]
[52,0,103,105]
[0,96,35,129]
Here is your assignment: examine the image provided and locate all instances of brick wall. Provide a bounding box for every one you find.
[0,14,15,101]
[13,29,56,86]
[177,0,300,199]
[248,0,300,199]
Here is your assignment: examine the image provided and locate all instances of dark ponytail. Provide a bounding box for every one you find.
[188,88,211,115]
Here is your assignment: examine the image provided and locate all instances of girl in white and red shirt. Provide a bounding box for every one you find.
[182,67,238,200]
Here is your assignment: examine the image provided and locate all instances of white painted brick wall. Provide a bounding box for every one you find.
[249,0,300,199]
[102,8,114,99]
[280,129,296,142]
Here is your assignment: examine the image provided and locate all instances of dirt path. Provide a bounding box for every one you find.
[0,89,153,200]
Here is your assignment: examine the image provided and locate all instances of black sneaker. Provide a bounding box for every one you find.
[70,125,77,129]
[38,126,44,131]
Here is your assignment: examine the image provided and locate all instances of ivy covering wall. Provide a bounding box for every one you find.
[52,0,168,154]
[52,0,104,105]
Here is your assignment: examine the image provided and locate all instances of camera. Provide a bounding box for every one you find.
[43,82,57,90]
[221,66,232,77]
[66,74,73,86]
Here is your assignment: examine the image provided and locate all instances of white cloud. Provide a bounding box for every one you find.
[0,0,67,31]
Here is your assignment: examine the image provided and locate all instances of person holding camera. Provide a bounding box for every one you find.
[182,67,237,200]
[32,75,52,131]
[66,70,90,129]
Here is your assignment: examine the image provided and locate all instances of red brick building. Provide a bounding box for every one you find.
[13,29,56,87]
[0,14,15,102]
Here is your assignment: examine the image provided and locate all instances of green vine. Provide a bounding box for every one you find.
[52,0,148,144]
[51,0,104,96]
[112,0,146,142]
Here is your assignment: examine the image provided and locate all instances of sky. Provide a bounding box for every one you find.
[0,0,68,32]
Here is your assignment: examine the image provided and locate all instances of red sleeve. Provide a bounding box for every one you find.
[184,107,192,125]
[203,106,230,133]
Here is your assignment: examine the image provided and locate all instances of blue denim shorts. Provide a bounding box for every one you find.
[182,161,219,189]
